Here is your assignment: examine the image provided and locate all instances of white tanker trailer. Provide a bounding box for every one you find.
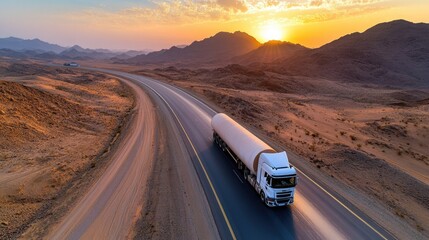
[212,113,297,207]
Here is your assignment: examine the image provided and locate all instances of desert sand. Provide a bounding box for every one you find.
[0,61,134,238]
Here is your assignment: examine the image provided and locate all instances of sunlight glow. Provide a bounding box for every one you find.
[260,21,284,42]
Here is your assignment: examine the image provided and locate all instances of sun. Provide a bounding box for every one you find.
[260,22,284,42]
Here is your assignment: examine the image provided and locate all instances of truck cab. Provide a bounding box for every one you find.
[257,152,297,207]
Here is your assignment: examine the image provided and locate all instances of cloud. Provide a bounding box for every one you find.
[68,0,388,27]
[70,1,231,27]
[217,0,247,12]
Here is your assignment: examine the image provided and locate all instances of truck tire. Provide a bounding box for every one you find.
[243,169,248,180]
[260,191,267,205]
[237,161,243,170]
[217,138,222,148]
[260,191,269,206]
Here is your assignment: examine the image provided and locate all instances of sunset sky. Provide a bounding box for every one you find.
[1,0,428,51]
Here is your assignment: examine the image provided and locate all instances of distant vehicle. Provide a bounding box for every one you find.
[212,113,297,207]
[63,62,79,67]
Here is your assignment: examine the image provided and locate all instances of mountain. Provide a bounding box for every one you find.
[0,37,67,53]
[60,45,119,60]
[0,48,61,60]
[0,37,148,60]
[0,48,28,58]
[124,50,148,57]
[127,31,261,65]
[233,40,309,64]
[272,20,429,86]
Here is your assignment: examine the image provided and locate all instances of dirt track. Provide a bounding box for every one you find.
[40,79,155,238]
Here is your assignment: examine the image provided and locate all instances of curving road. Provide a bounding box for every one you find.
[85,68,396,240]
[48,77,157,239]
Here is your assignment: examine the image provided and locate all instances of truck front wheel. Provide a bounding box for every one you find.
[260,191,270,206]
[260,191,266,204]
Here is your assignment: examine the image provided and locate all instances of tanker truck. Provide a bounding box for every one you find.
[211,113,297,207]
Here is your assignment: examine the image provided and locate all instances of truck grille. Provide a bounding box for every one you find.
[276,191,292,199]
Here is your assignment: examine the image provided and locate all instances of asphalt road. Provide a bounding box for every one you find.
[88,68,395,240]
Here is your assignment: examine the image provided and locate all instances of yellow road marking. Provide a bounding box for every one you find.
[136,81,237,240]
[294,167,389,240]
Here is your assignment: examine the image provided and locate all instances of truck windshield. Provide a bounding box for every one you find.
[270,177,296,188]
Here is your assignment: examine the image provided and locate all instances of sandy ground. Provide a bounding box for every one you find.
[0,61,134,238]
[139,67,429,239]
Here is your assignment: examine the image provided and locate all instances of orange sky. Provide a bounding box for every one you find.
[1,0,429,50]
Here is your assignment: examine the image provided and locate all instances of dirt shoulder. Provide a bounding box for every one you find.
[137,67,429,239]
[0,61,134,239]
[131,90,220,240]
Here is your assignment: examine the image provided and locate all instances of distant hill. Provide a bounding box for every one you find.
[110,50,148,60]
[272,20,429,86]
[124,50,148,57]
[0,37,66,53]
[0,48,60,60]
[233,40,309,64]
[0,37,146,60]
[127,31,261,65]
[0,48,28,58]
[59,45,119,60]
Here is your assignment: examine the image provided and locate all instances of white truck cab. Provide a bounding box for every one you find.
[257,152,297,206]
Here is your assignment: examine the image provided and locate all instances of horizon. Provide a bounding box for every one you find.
[1,0,429,51]
[0,18,426,53]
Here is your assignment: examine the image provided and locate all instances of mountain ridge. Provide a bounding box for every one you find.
[0,37,67,53]
[269,19,429,86]
[127,31,261,64]
[232,40,309,64]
